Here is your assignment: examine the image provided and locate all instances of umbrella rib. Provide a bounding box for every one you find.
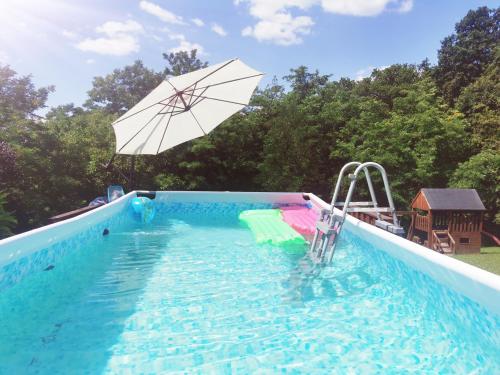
[160,60,235,101]
[186,83,198,107]
[160,101,185,110]
[164,78,179,91]
[189,59,237,87]
[156,96,178,154]
[117,101,173,153]
[187,86,209,108]
[113,91,177,125]
[192,73,264,92]
[190,95,249,107]
[189,110,206,135]
[142,109,171,153]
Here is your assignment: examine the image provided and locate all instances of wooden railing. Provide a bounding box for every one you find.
[351,212,378,225]
[351,211,415,225]
[448,213,481,233]
[432,230,455,254]
[415,214,428,231]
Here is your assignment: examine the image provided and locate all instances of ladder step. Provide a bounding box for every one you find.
[316,220,339,235]
[334,201,374,207]
[346,207,393,213]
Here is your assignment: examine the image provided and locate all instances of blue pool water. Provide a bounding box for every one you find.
[0,203,499,373]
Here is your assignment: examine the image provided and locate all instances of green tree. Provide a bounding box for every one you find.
[0,64,54,125]
[457,48,500,151]
[162,49,208,76]
[450,150,500,225]
[284,66,330,100]
[0,141,17,238]
[434,6,500,105]
[0,192,16,238]
[0,65,56,231]
[85,60,163,114]
[333,71,468,208]
[257,74,352,198]
[0,140,17,186]
[4,107,125,231]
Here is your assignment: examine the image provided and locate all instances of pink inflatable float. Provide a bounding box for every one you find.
[280,206,319,235]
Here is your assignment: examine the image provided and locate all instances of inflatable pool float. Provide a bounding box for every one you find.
[131,197,156,224]
[280,206,319,235]
[239,209,306,246]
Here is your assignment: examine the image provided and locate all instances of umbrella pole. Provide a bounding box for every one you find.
[129,156,136,190]
[104,153,116,170]
[102,153,131,185]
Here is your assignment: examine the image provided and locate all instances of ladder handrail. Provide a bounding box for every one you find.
[351,162,398,226]
[329,162,381,221]
[310,161,402,264]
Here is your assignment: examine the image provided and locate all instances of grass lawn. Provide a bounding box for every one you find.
[453,247,500,275]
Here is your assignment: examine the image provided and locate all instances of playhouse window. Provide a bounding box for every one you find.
[459,237,470,244]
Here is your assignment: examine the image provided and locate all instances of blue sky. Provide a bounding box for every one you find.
[0,0,498,111]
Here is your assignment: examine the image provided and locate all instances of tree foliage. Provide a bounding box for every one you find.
[0,192,16,238]
[162,49,208,77]
[284,66,330,100]
[85,60,163,114]
[0,140,17,183]
[0,64,54,125]
[450,150,500,225]
[434,6,499,105]
[457,47,500,151]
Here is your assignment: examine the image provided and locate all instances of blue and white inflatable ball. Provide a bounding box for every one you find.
[131,197,156,223]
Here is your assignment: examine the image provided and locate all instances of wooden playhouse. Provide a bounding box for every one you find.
[407,188,485,254]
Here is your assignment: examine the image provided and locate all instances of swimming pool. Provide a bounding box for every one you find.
[0,191,499,373]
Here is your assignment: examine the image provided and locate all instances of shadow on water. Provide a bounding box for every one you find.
[0,217,178,374]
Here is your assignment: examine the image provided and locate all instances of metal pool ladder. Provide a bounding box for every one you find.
[310,162,405,264]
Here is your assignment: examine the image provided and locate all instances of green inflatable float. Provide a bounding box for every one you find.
[238,209,306,247]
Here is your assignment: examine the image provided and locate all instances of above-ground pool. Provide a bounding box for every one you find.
[0,191,499,373]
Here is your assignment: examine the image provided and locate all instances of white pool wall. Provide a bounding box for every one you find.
[0,191,136,267]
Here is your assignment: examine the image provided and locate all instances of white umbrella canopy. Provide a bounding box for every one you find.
[112,59,263,155]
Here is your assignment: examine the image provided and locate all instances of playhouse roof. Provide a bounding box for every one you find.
[413,188,486,211]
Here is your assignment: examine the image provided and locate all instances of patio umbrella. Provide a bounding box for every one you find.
[112,58,263,155]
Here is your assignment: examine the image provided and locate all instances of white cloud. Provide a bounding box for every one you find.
[355,65,389,81]
[237,0,316,45]
[168,34,205,55]
[192,18,205,27]
[139,0,185,25]
[238,0,316,19]
[397,0,413,13]
[236,0,413,45]
[242,13,313,45]
[321,0,412,16]
[86,58,95,64]
[77,35,140,56]
[61,29,77,39]
[96,20,143,36]
[211,23,227,36]
[76,20,143,56]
